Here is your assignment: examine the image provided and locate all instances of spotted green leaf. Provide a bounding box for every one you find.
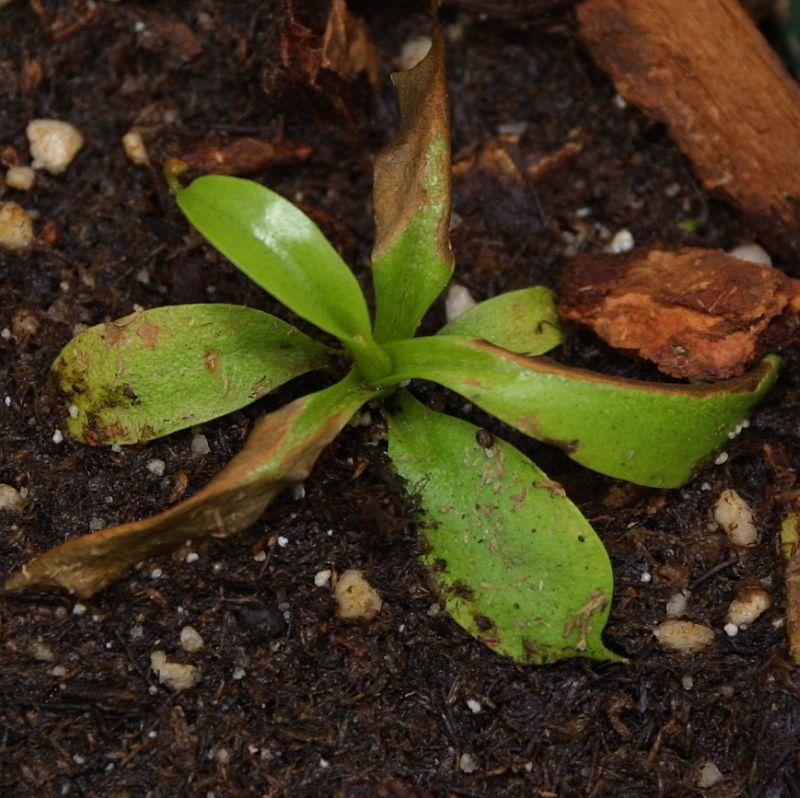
[54,304,332,445]
[5,370,378,598]
[372,31,454,342]
[388,391,617,662]
[177,175,390,378]
[438,287,563,355]
[380,336,780,488]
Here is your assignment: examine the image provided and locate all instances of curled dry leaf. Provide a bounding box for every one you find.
[181,138,313,176]
[371,29,454,342]
[4,372,376,598]
[281,0,379,87]
[558,247,800,381]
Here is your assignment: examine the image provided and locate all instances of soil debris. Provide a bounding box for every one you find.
[150,650,201,692]
[714,489,758,547]
[0,202,33,252]
[181,137,313,176]
[26,119,83,174]
[653,620,714,653]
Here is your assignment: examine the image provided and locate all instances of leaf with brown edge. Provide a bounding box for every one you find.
[371,29,454,343]
[3,371,378,598]
[378,335,779,488]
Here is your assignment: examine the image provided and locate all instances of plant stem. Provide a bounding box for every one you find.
[347,335,394,385]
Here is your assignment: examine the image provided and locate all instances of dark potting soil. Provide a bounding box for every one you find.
[1,1,800,796]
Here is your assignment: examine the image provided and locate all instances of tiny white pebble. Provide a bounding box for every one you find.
[89,516,105,531]
[466,699,482,714]
[319,758,330,769]
[724,622,739,637]
[0,328,10,340]
[697,761,724,789]
[50,665,67,677]
[6,166,35,191]
[640,571,652,583]
[607,228,634,254]
[122,129,149,165]
[27,119,84,174]
[52,429,64,444]
[68,404,79,418]
[335,569,383,622]
[179,625,204,653]
[150,568,163,579]
[666,592,689,618]
[727,589,771,627]
[191,433,210,458]
[398,35,431,70]
[720,684,735,697]
[653,620,714,653]
[291,483,306,500]
[0,484,26,512]
[111,443,121,453]
[0,202,34,252]
[714,489,757,547]
[700,482,711,491]
[232,667,246,680]
[135,268,150,284]
[314,569,332,588]
[326,528,334,536]
[73,754,86,765]
[727,242,772,267]
[146,458,166,476]
[445,283,478,324]
[612,93,628,110]
[277,536,289,548]
[459,753,478,774]
[253,550,267,562]
[3,396,10,406]
[714,451,729,465]
[681,674,694,690]
[130,624,144,639]
[72,603,87,616]
[185,552,199,564]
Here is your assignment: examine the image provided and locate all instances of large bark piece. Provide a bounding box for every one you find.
[559,247,800,381]
[578,0,800,260]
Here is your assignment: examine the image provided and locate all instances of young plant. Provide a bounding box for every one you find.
[4,36,779,663]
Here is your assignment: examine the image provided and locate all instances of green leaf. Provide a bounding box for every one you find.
[5,371,379,598]
[379,336,780,488]
[176,175,391,379]
[372,31,454,342]
[438,287,563,355]
[388,391,617,663]
[54,304,333,445]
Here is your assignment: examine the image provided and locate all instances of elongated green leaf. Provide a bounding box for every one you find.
[438,287,563,355]
[372,30,453,342]
[388,392,617,662]
[177,175,390,378]
[5,371,378,598]
[379,336,780,488]
[54,304,332,445]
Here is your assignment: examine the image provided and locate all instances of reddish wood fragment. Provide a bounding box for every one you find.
[559,247,800,380]
[181,138,312,176]
[578,0,800,259]
[138,16,202,61]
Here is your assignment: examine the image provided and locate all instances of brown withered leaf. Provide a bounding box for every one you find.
[4,374,375,598]
[281,0,379,87]
[181,138,313,176]
[559,247,800,381]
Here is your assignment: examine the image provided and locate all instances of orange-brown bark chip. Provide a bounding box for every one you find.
[558,247,800,381]
[577,0,800,260]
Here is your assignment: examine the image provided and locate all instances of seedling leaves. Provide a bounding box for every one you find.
[176,175,389,376]
[4,371,377,598]
[439,286,563,355]
[388,391,618,662]
[54,304,332,444]
[372,31,454,342]
[381,336,780,488]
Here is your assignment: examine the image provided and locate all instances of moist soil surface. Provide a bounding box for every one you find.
[2,2,800,796]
